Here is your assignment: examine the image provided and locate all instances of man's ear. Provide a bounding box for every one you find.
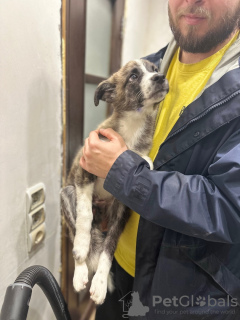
[94,80,116,106]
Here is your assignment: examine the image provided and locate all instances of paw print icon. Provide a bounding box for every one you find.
[195,296,206,307]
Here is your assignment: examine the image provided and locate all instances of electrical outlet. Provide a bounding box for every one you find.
[26,183,45,213]
[28,205,45,232]
[28,223,46,253]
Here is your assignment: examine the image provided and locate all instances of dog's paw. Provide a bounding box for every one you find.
[73,261,89,292]
[73,244,89,263]
[142,156,153,170]
[90,273,108,305]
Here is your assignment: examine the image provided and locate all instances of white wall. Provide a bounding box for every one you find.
[0,1,62,319]
[122,0,172,65]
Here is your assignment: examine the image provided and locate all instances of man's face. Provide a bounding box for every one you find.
[168,0,240,53]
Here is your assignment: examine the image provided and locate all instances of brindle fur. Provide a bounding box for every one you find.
[61,59,168,304]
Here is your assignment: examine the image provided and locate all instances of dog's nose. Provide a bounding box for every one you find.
[151,74,165,84]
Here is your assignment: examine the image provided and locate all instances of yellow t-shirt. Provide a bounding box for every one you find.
[115,32,239,277]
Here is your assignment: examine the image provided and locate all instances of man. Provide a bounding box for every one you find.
[80,0,240,319]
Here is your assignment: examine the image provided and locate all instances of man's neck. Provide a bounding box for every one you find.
[179,30,238,64]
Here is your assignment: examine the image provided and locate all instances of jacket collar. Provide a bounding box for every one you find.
[153,34,240,169]
[153,65,240,169]
[160,33,240,86]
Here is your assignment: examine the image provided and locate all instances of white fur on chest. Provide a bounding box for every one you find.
[119,110,148,148]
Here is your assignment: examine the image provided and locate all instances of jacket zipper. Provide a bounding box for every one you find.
[165,89,240,143]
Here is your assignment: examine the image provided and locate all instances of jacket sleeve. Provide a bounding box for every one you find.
[103,130,240,243]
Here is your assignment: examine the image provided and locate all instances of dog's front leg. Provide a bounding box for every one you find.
[141,155,153,170]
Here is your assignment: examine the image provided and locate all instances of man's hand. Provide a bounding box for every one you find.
[80,128,128,178]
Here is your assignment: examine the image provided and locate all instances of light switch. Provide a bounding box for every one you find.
[26,183,45,213]
[28,205,45,232]
[26,183,46,253]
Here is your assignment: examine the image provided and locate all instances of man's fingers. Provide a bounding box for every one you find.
[79,128,127,178]
[89,130,100,142]
[99,128,121,141]
[88,128,122,143]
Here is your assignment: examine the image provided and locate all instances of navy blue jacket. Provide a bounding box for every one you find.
[104,41,240,319]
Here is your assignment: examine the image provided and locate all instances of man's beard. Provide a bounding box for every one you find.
[168,4,240,54]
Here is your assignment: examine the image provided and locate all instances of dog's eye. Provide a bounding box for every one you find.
[152,66,158,73]
[129,74,138,81]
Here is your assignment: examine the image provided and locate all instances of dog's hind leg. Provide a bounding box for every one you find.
[71,182,95,292]
[60,185,77,242]
[90,200,129,304]
[60,184,90,291]
[141,155,153,170]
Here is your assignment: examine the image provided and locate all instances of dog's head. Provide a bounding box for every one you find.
[94,59,169,112]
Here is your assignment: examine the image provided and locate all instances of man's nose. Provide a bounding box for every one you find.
[151,74,165,84]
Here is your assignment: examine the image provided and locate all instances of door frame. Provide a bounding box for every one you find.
[61,0,125,318]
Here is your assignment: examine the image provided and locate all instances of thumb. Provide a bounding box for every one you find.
[99,128,121,141]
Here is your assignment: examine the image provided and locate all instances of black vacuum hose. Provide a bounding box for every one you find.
[0,265,71,320]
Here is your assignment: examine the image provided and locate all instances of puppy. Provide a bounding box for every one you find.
[61,59,169,304]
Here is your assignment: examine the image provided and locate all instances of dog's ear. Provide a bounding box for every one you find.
[94,80,116,106]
